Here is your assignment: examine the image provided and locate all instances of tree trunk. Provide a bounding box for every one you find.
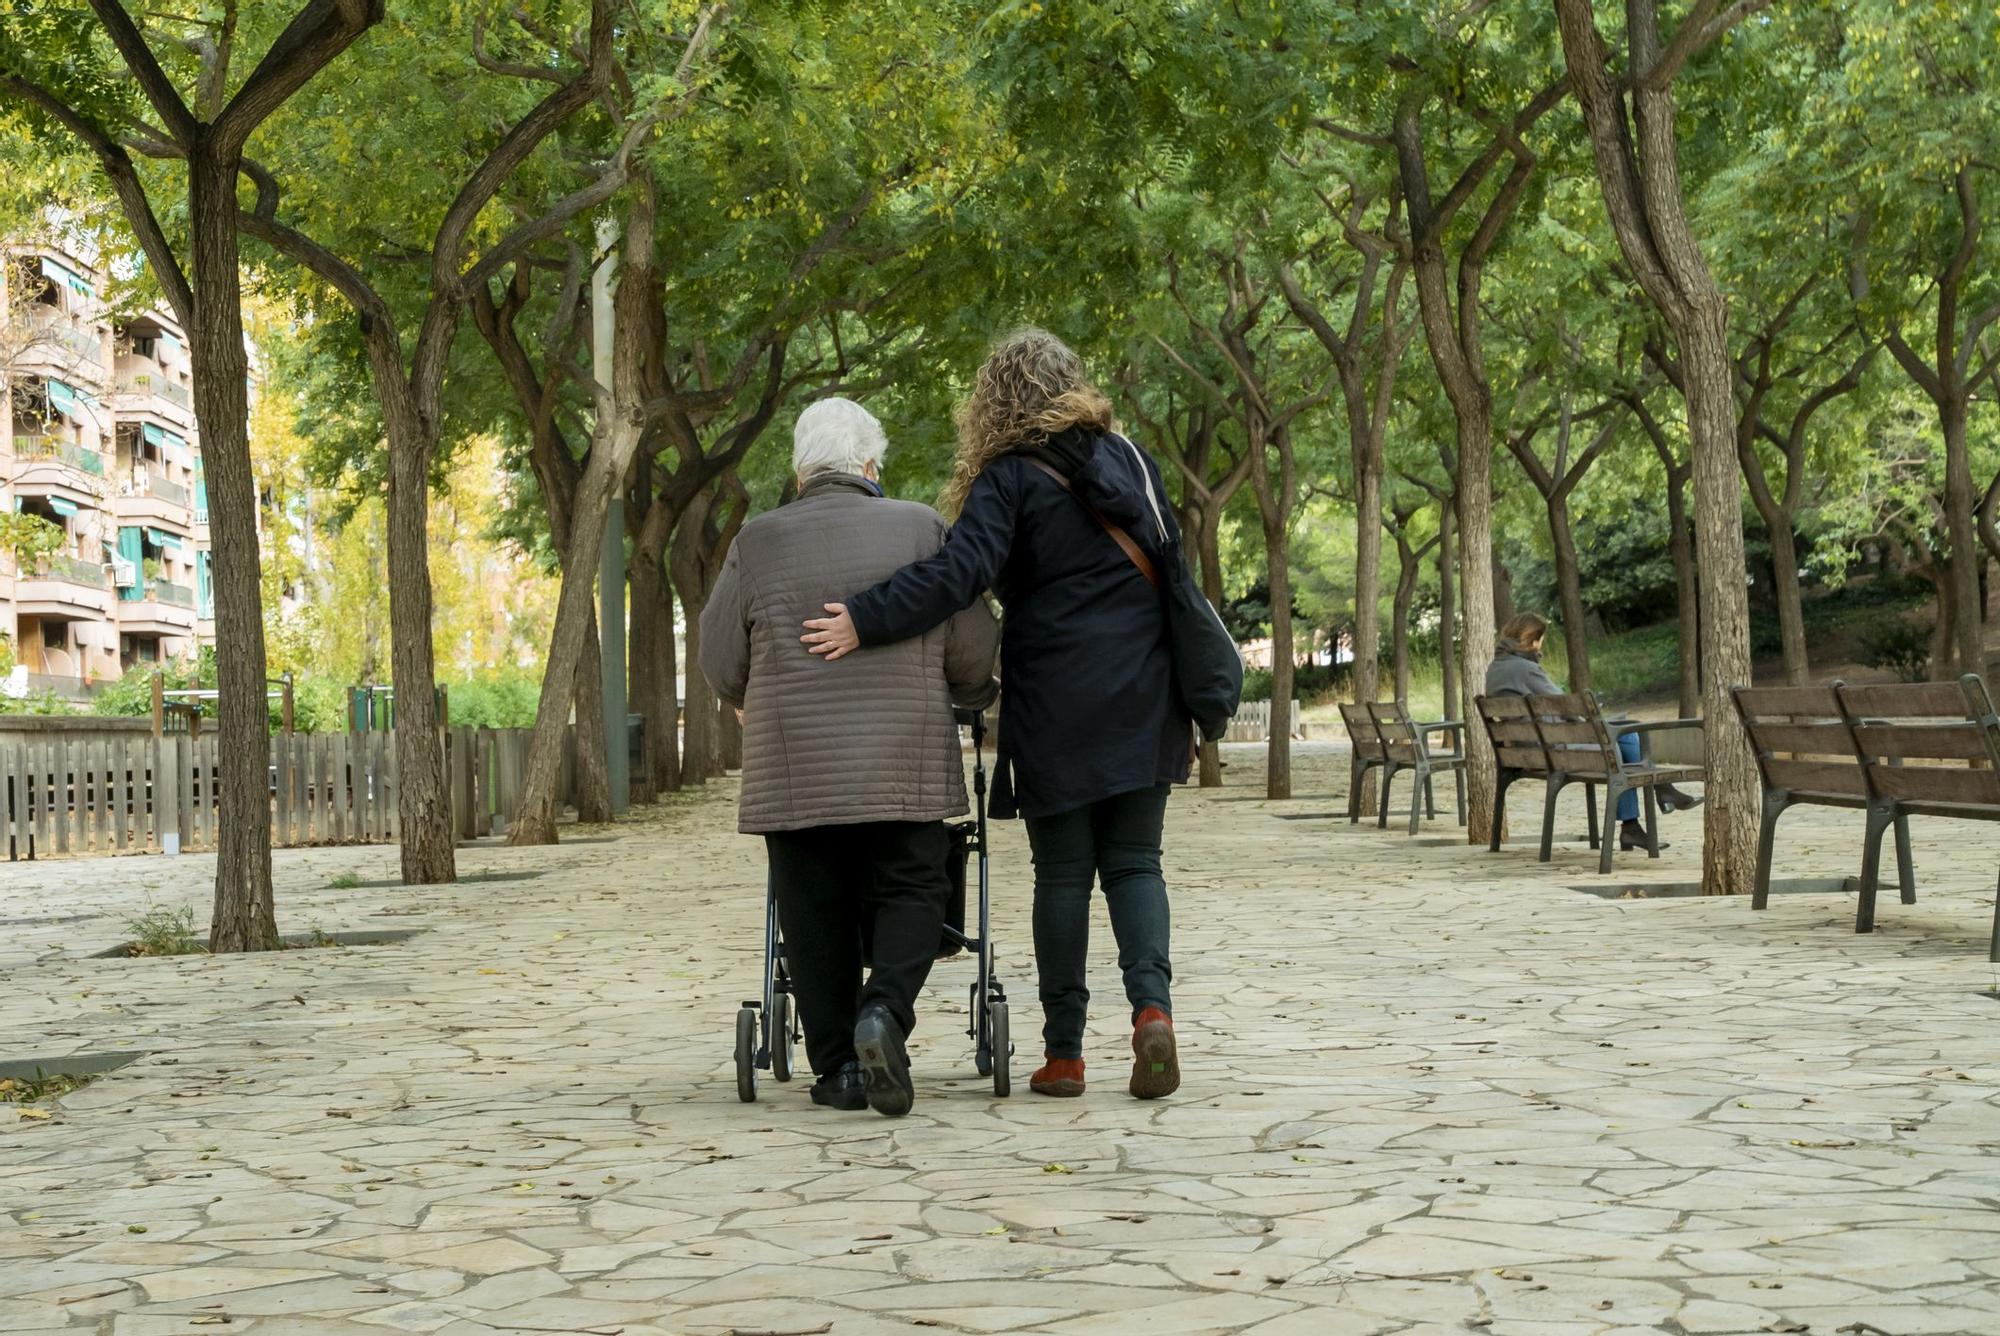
[1350,405,1384,709]
[382,421,456,882]
[672,521,721,785]
[1193,512,1226,788]
[1763,518,1810,685]
[1665,470,1701,716]
[1548,497,1590,693]
[1927,563,1955,675]
[1262,517,1294,799]
[1437,502,1460,724]
[1392,548,1417,702]
[1681,310,1761,897]
[1455,441,1498,842]
[189,148,279,952]
[509,462,618,845]
[628,524,680,794]
[1943,401,1985,675]
[571,606,613,821]
[1491,547,1514,628]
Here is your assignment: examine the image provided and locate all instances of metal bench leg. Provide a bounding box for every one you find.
[1409,766,1426,835]
[1455,767,1467,827]
[1598,783,1621,875]
[1990,865,1999,965]
[1346,759,1365,824]
[1752,794,1784,911]
[1642,785,1661,859]
[1423,772,1437,821]
[1491,771,1513,852]
[1584,783,1599,849]
[1378,764,1396,830]
[1892,815,1915,905]
[1540,778,1563,862]
[1856,804,1893,934]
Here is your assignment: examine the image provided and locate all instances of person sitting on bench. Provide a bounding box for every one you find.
[1485,612,1701,851]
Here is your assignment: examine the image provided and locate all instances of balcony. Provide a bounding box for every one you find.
[37,554,113,589]
[12,433,108,477]
[117,369,193,413]
[148,580,196,609]
[142,470,190,507]
[14,553,115,617]
[24,312,105,371]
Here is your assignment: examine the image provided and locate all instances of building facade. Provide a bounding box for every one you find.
[2,242,214,699]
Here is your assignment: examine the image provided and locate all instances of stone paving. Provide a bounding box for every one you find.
[3,742,1999,1336]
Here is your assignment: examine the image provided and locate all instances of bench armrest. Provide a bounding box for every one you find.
[1415,719,1465,733]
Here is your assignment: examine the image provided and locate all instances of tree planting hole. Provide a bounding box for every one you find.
[0,1050,145,1084]
[91,927,426,959]
[1569,877,1859,901]
[346,870,546,890]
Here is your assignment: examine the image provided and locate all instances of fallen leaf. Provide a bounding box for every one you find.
[1764,1323,1809,1334]
[1042,1162,1073,1174]
[16,1107,52,1121]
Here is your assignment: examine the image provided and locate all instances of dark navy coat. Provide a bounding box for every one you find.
[845,429,1193,819]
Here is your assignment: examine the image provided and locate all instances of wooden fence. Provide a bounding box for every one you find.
[0,726,565,861]
[1226,700,1302,743]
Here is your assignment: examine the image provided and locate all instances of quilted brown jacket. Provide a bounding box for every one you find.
[698,474,999,833]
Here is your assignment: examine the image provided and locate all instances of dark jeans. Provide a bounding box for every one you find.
[1023,784,1173,1061]
[1614,729,1642,822]
[765,821,950,1079]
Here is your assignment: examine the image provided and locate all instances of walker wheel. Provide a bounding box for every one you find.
[989,1000,1010,1097]
[771,992,795,1083]
[734,1006,758,1103]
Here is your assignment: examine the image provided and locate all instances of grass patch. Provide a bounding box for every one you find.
[122,902,205,957]
[326,872,362,890]
[0,1069,99,1104]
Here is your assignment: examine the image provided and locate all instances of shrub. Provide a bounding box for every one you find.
[1861,616,1932,682]
[1241,663,1350,704]
[444,669,543,729]
[124,902,205,957]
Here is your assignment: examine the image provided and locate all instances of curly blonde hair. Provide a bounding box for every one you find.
[940,328,1116,515]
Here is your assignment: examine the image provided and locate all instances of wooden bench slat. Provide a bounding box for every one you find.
[1533,720,1602,746]
[1734,685,1840,716]
[1748,720,1855,757]
[1766,757,1865,795]
[1852,721,1992,761]
[1838,681,1972,718]
[1871,763,2000,805]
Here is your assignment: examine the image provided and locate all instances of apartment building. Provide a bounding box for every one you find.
[2,242,215,699]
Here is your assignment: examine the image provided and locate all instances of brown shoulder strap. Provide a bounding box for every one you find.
[1022,456,1161,589]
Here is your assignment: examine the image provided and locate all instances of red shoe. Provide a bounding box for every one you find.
[1130,1007,1180,1099]
[1030,1056,1086,1097]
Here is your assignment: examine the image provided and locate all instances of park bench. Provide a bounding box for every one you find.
[1836,676,2000,960]
[1337,701,1390,825]
[1367,700,1467,834]
[1731,683,1913,916]
[1523,692,1704,874]
[1474,693,1600,855]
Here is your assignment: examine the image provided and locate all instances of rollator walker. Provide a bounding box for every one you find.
[734,707,1012,1101]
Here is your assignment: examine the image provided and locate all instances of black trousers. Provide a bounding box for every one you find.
[764,820,951,1078]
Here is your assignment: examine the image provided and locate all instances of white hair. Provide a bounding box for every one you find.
[792,397,887,481]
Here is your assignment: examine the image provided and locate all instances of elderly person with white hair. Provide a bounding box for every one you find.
[699,398,998,1117]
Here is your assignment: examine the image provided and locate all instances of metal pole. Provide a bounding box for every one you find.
[592,216,630,813]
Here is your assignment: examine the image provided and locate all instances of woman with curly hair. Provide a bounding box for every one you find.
[802,328,1190,1102]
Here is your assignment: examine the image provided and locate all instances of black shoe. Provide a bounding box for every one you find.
[1619,821,1665,852]
[810,1061,867,1111]
[853,1004,914,1118]
[1658,784,1703,814]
